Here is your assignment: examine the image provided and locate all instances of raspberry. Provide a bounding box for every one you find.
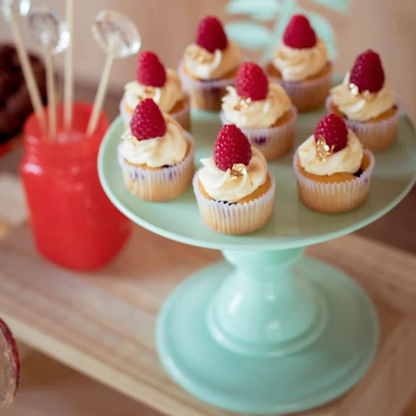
[283,15,317,49]
[214,124,252,171]
[235,62,268,101]
[130,98,166,140]
[196,16,228,53]
[314,114,348,152]
[136,51,166,87]
[349,50,385,93]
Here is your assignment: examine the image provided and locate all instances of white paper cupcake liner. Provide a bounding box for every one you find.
[293,149,375,214]
[178,62,236,111]
[118,133,195,202]
[219,106,297,160]
[119,96,191,131]
[268,63,332,112]
[193,173,276,235]
[326,95,400,153]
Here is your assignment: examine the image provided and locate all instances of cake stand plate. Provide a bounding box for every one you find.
[98,109,416,415]
[98,111,416,251]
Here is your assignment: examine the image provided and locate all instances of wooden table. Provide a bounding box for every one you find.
[1,220,416,415]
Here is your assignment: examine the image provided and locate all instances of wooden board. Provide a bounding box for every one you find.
[1,225,416,416]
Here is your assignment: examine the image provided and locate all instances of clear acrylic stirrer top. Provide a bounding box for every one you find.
[87,10,141,135]
[28,8,70,137]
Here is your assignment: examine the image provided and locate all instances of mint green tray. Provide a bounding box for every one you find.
[98,109,416,415]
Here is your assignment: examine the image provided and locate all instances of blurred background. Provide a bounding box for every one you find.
[0,0,415,121]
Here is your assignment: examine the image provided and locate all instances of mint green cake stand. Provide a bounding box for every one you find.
[98,110,416,415]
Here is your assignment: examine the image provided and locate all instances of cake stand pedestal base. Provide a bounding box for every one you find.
[157,250,379,415]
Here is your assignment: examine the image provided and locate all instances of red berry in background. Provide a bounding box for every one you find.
[136,51,166,87]
[236,62,269,101]
[130,99,167,140]
[214,124,252,171]
[314,114,348,152]
[196,16,228,53]
[283,14,317,49]
[349,50,385,93]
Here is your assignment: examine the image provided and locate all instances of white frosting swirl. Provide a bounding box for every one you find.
[120,116,187,168]
[198,147,267,203]
[298,130,363,176]
[331,73,396,121]
[183,41,242,80]
[221,83,292,128]
[273,38,328,81]
[123,69,184,113]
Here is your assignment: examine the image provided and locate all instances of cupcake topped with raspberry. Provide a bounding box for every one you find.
[273,15,328,82]
[179,16,243,111]
[294,114,374,214]
[183,16,242,81]
[330,50,395,122]
[220,62,296,159]
[120,51,190,130]
[222,62,292,129]
[298,114,363,177]
[328,50,399,152]
[265,14,332,112]
[118,99,194,201]
[193,124,275,235]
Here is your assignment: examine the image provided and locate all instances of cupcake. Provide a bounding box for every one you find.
[118,98,194,202]
[294,114,374,214]
[327,50,399,153]
[220,62,297,160]
[179,16,243,111]
[120,51,190,131]
[265,14,332,112]
[193,124,275,235]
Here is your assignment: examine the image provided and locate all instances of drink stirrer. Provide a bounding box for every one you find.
[64,0,74,132]
[87,10,141,136]
[28,8,69,139]
[0,0,45,128]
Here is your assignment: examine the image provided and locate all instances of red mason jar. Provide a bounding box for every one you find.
[20,102,131,270]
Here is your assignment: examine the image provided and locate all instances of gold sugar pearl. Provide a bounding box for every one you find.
[349,83,360,96]
[349,83,376,101]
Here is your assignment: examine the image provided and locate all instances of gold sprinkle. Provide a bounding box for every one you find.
[197,55,205,63]
[122,130,140,145]
[276,51,287,59]
[315,136,334,162]
[362,90,376,102]
[230,163,247,177]
[187,50,199,60]
[187,49,210,64]
[233,97,252,111]
[137,86,155,101]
